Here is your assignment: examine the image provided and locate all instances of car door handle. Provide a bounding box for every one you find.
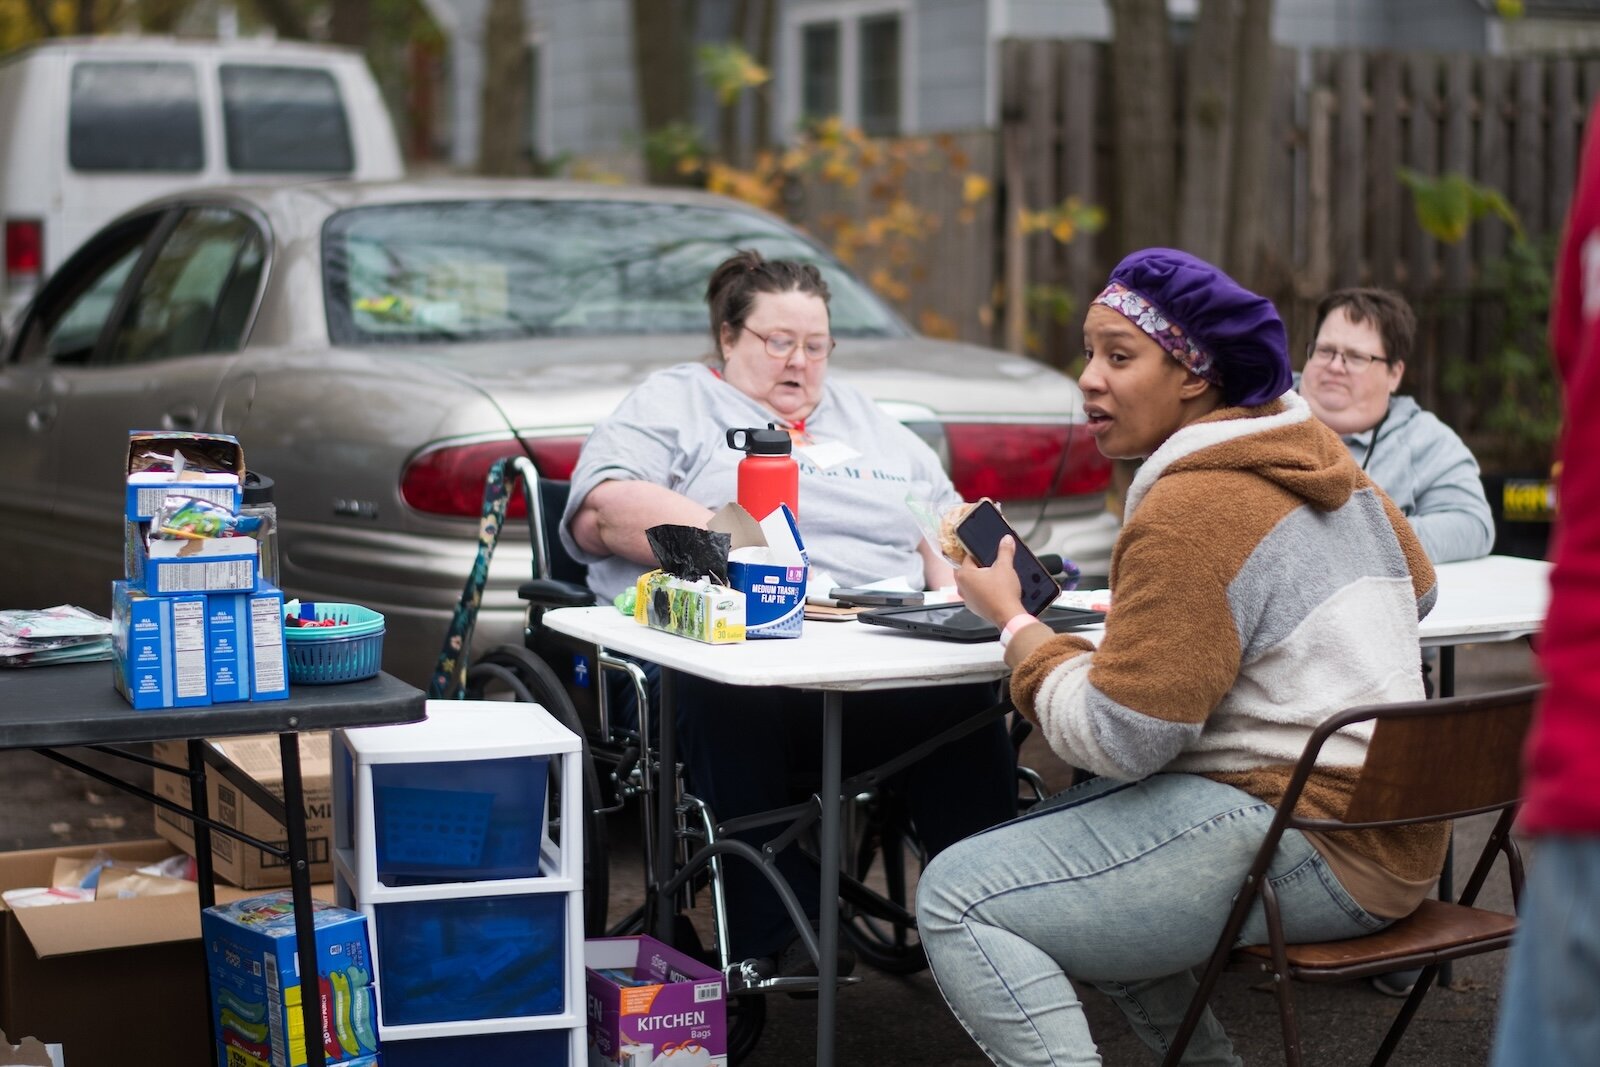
[163,405,200,431]
[26,401,57,432]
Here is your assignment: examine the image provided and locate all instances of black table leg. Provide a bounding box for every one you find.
[816,691,843,1067]
[188,740,219,1067]
[279,732,326,1067]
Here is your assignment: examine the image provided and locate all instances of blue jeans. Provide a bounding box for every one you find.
[1491,837,1600,1066]
[916,773,1389,1066]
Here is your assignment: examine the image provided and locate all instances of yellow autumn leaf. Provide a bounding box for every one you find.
[963,174,992,204]
[1051,219,1076,243]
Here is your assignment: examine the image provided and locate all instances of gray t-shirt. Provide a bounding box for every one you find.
[561,362,963,600]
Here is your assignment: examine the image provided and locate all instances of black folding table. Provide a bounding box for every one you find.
[0,663,425,1067]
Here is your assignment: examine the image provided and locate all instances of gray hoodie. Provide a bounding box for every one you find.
[1330,394,1495,563]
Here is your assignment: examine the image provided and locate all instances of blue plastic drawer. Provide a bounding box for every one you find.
[372,755,549,885]
[373,893,567,1026]
[381,1028,571,1067]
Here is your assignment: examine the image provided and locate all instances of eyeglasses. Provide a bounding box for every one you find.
[1306,342,1392,371]
[742,325,835,361]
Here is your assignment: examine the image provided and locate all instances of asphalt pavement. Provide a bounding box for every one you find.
[0,639,1539,1065]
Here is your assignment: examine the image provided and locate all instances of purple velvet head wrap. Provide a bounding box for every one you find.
[1094,248,1291,408]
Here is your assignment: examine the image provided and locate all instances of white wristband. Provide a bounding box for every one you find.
[998,612,1036,649]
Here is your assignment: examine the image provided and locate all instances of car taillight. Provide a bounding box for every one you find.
[402,439,533,517]
[526,436,586,480]
[946,423,1111,501]
[1052,429,1113,496]
[401,435,591,518]
[4,218,42,284]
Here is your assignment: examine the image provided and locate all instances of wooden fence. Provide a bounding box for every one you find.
[998,38,1600,468]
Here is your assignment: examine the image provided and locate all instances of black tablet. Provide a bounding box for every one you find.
[857,603,1105,642]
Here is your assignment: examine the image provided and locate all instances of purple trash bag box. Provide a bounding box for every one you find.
[585,936,726,1066]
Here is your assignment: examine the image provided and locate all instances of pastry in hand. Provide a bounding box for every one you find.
[939,499,990,563]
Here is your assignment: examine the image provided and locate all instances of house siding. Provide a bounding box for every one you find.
[920,0,991,130]
[536,0,640,161]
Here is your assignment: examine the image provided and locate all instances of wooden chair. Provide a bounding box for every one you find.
[1161,684,1541,1067]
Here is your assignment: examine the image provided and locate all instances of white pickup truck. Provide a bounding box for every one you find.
[0,36,404,322]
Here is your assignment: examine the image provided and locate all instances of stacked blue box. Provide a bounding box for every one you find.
[112,430,290,709]
[332,701,587,1062]
[203,891,381,1067]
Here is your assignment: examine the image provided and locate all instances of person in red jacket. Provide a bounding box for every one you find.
[1490,103,1600,1064]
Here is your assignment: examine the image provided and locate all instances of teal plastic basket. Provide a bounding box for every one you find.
[284,602,385,684]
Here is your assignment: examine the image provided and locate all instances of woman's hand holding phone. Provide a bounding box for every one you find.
[954,536,1029,627]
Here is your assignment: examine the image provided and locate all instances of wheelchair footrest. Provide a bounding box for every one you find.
[724,967,864,996]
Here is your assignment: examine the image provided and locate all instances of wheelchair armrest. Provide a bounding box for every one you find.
[518,578,597,608]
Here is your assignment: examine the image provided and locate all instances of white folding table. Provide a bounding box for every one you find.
[543,553,1550,1066]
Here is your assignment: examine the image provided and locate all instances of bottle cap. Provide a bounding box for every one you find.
[727,424,792,456]
[242,471,275,505]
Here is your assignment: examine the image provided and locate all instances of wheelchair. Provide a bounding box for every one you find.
[429,456,1039,1060]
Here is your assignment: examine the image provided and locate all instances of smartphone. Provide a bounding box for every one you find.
[831,587,926,607]
[956,500,1061,616]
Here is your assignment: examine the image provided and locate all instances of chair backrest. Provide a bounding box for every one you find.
[535,478,589,587]
[1284,684,1541,832]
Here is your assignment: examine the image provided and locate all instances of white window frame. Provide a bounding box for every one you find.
[780,0,916,139]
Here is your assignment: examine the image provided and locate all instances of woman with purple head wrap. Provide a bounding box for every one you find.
[917,250,1440,1065]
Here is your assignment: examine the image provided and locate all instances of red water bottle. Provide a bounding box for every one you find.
[726,424,799,519]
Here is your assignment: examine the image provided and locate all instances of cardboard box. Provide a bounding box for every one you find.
[203,892,379,1067]
[205,584,290,704]
[633,570,745,644]
[153,734,333,889]
[0,840,266,1067]
[125,430,246,520]
[111,580,210,709]
[715,504,808,640]
[586,936,727,1066]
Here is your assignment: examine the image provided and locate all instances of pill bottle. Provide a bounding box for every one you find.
[241,471,279,587]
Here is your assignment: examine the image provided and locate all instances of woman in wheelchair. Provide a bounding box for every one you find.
[559,250,1017,977]
[918,249,1440,1065]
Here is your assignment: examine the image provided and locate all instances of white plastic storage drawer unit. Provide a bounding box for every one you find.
[332,699,586,1058]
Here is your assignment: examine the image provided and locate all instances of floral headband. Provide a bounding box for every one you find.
[1092,281,1223,388]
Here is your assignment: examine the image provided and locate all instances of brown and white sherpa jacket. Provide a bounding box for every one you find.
[1012,390,1444,903]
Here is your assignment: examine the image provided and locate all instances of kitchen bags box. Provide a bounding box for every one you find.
[125,429,246,520]
[585,936,727,1067]
[711,504,808,640]
[204,892,379,1067]
[206,584,291,703]
[152,733,334,889]
[111,580,209,709]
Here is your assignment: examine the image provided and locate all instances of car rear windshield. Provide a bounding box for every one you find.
[69,61,203,172]
[220,64,354,173]
[322,199,905,345]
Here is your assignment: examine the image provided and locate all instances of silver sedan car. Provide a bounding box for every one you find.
[0,180,1116,686]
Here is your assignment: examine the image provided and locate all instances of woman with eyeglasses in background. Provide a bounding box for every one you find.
[1300,288,1494,564]
[562,248,1016,979]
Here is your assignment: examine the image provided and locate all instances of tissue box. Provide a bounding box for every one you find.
[125,430,246,521]
[585,936,727,1067]
[713,504,808,640]
[111,581,210,709]
[634,571,745,644]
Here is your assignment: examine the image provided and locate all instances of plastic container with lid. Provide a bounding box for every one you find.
[241,471,278,587]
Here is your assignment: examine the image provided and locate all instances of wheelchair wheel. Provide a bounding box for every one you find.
[841,789,929,975]
[465,645,610,936]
